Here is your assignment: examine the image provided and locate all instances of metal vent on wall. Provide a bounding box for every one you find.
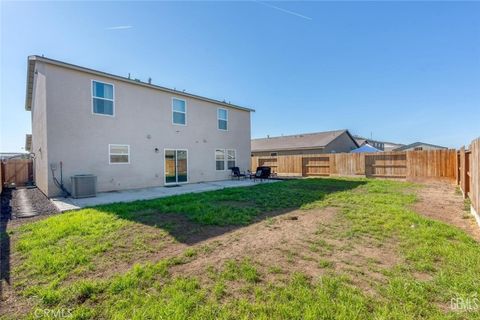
[71,174,97,198]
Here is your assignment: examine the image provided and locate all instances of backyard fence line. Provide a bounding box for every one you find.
[251,149,458,182]
[0,158,34,189]
[458,137,480,221]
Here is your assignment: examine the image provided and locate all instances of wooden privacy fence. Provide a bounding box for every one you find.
[0,159,34,189]
[458,137,480,218]
[252,149,458,182]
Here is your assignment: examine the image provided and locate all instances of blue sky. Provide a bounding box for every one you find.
[1,1,479,152]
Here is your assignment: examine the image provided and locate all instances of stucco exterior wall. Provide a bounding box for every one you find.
[31,62,49,195]
[34,63,251,197]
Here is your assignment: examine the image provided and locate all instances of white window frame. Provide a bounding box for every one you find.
[92,80,115,117]
[227,149,236,169]
[215,149,226,171]
[172,97,187,126]
[109,144,130,164]
[215,149,236,171]
[217,108,228,131]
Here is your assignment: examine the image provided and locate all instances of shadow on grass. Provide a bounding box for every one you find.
[96,178,366,245]
[0,188,12,299]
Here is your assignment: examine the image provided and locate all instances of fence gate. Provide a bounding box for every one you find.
[1,159,34,187]
[365,152,407,179]
[302,156,330,177]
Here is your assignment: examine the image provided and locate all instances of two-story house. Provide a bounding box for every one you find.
[25,56,254,197]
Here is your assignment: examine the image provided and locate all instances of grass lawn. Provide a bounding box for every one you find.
[3,178,480,319]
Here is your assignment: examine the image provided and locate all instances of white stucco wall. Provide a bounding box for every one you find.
[32,62,252,197]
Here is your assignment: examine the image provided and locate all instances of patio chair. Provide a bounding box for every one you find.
[253,166,271,182]
[231,167,246,180]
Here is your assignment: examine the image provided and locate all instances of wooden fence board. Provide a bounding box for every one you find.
[302,156,330,176]
[1,159,33,187]
[470,138,480,216]
[406,149,457,181]
[367,152,407,178]
[458,147,470,197]
[330,153,364,176]
[251,150,457,182]
[0,161,2,194]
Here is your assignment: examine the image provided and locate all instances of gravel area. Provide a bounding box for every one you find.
[1,187,58,220]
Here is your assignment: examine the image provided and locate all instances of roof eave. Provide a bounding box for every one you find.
[25,57,36,111]
[325,129,359,148]
[26,55,255,113]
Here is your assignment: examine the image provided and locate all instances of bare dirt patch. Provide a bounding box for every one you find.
[170,207,400,295]
[412,182,480,242]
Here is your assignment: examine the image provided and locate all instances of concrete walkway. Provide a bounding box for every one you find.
[51,179,279,212]
[14,189,37,218]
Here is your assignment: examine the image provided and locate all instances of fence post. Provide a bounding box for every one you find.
[455,151,460,186]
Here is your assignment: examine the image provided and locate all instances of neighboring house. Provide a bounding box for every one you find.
[25,55,254,197]
[251,129,359,157]
[383,141,405,152]
[351,143,381,153]
[393,142,448,152]
[353,135,405,152]
[353,136,385,151]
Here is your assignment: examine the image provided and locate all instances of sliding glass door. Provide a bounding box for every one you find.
[164,149,188,184]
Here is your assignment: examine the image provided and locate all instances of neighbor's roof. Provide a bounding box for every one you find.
[353,135,403,147]
[351,143,381,153]
[394,142,447,151]
[354,137,367,145]
[25,55,254,112]
[251,129,358,152]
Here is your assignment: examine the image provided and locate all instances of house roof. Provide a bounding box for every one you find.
[25,55,255,112]
[251,129,358,152]
[353,135,403,147]
[354,137,368,145]
[351,143,381,153]
[394,142,447,151]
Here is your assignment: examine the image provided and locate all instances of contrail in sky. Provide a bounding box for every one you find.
[254,1,313,21]
[106,26,133,30]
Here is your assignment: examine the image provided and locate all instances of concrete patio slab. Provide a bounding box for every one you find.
[51,179,280,212]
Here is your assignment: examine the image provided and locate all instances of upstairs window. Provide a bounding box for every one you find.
[92,80,114,116]
[172,98,186,125]
[218,108,228,130]
[109,144,130,164]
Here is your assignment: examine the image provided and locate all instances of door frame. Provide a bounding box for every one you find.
[164,148,189,185]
